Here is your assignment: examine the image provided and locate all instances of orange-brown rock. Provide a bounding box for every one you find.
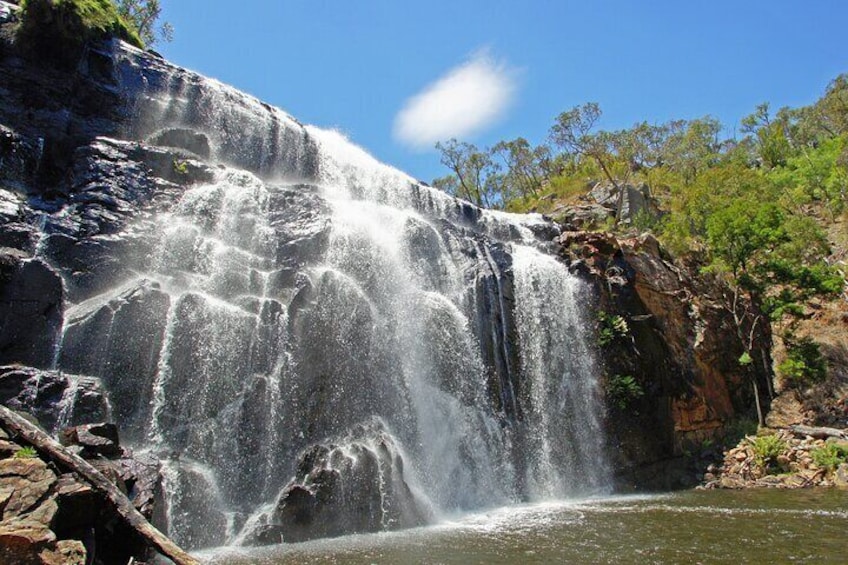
[560,231,772,489]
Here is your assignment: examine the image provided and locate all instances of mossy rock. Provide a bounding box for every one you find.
[17,0,142,66]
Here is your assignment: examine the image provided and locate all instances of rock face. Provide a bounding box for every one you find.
[559,231,773,488]
[243,418,430,545]
[0,253,63,367]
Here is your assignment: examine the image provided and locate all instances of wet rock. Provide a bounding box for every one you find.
[0,366,109,433]
[244,418,430,545]
[0,124,42,193]
[58,279,170,437]
[0,255,63,367]
[148,128,211,159]
[59,422,121,458]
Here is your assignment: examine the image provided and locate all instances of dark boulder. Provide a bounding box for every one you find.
[57,279,170,438]
[242,418,431,545]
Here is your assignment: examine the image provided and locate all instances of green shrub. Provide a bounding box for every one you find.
[18,0,143,65]
[811,443,848,471]
[597,311,629,346]
[173,158,188,175]
[607,374,644,410]
[13,446,38,459]
[749,434,787,470]
[778,336,828,385]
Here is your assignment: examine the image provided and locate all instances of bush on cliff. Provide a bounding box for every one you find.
[17,0,142,65]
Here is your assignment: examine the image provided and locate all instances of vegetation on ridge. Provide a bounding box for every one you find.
[16,0,171,62]
[18,0,143,52]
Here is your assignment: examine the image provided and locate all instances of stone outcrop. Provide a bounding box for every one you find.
[550,181,661,230]
[559,231,773,488]
[0,253,63,367]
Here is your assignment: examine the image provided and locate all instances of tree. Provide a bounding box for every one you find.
[434,139,498,208]
[741,103,792,168]
[117,0,172,46]
[661,117,722,182]
[549,103,621,190]
[490,138,549,200]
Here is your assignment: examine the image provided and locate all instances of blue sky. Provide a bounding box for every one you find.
[159,1,847,182]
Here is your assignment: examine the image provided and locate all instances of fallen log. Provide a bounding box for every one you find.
[0,405,200,565]
[788,424,848,441]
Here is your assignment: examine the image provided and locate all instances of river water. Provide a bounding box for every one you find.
[200,489,848,564]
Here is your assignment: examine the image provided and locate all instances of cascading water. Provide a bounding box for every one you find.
[52,43,610,549]
[512,246,611,498]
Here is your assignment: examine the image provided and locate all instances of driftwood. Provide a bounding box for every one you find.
[789,424,848,441]
[0,405,201,565]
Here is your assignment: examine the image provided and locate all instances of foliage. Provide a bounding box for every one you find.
[778,336,828,385]
[18,0,143,49]
[116,0,172,47]
[811,443,848,471]
[172,158,188,175]
[596,311,629,346]
[18,0,143,64]
[435,139,499,208]
[13,446,37,459]
[606,374,644,410]
[749,434,787,470]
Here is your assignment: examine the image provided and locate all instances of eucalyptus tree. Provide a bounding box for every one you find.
[117,0,173,46]
[434,139,499,208]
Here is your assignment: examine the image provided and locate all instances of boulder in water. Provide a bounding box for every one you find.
[243,418,431,545]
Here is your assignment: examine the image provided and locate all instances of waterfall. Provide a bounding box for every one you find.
[512,245,610,498]
[52,42,611,548]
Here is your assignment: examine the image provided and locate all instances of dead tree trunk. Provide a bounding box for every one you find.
[0,406,201,565]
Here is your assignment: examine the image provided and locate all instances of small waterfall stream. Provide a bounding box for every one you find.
[52,43,610,549]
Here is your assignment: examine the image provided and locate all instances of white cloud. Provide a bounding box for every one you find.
[393,52,517,149]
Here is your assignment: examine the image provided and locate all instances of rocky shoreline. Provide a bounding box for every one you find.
[702,425,848,490]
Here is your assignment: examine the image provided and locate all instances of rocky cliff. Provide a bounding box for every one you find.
[559,231,772,488]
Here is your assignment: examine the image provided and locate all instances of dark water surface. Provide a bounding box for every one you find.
[201,489,848,564]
